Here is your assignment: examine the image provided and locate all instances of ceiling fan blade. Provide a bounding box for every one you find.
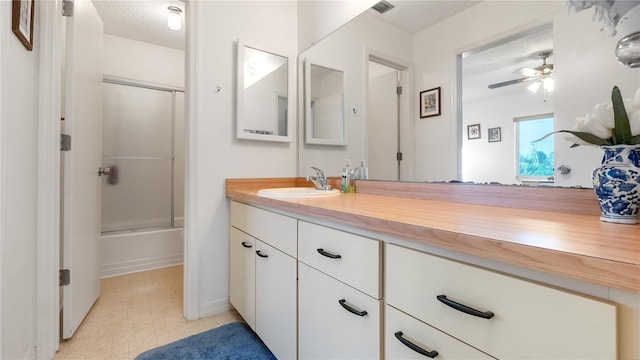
[512,67,540,77]
[487,77,534,89]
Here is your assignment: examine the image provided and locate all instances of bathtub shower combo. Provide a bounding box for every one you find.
[100,78,185,278]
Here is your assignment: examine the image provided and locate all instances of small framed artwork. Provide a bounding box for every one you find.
[467,124,481,140]
[419,87,441,118]
[12,0,34,51]
[488,127,502,142]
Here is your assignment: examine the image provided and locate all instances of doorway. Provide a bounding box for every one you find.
[366,55,409,181]
[60,0,187,341]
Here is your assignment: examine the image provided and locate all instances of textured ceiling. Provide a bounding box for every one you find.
[92,0,185,51]
[366,0,482,34]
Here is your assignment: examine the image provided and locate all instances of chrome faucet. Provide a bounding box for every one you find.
[306,167,332,190]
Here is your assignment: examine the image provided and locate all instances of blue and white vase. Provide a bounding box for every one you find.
[592,145,640,224]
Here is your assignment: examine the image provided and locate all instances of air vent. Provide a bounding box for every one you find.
[371,0,395,14]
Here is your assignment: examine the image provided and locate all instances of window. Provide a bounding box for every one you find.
[515,114,554,181]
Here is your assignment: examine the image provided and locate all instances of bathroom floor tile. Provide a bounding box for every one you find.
[54,265,243,360]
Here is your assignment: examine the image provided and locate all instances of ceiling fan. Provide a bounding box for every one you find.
[488,51,554,93]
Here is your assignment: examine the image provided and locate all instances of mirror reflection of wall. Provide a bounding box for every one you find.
[237,44,292,141]
[461,25,554,185]
[299,0,640,187]
[306,62,345,143]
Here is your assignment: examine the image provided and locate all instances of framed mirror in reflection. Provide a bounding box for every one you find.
[305,60,347,145]
[297,0,640,188]
[236,41,294,142]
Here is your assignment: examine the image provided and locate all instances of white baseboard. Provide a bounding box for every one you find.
[199,297,231,318]
[101,253,183,278]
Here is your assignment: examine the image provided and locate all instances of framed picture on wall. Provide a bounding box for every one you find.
[488,127,502,142]
[419,87,441,118]
[467,124,481,140]
[12,0,34,51]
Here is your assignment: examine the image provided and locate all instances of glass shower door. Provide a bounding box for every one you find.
[101,82,175,232]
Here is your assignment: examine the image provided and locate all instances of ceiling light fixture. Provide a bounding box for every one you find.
[167,6,182,31]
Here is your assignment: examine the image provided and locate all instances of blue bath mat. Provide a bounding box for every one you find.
[134,322,276,360]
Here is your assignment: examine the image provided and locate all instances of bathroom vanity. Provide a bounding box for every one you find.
[226,178,640,359]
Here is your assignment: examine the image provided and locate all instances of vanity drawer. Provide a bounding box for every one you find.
[298,221,382,298]
[386,304,495,360]
[386,243,617,359]
[230,201,297,257]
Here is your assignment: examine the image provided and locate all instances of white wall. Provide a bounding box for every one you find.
[0,0,39,358]
[297,0,377,53]
[190,0,298,317]
[298,13,412,177]
[103,34,184,88]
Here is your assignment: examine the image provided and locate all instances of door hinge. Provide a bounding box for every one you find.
[61,134,71,151]
[397,152,403,161]
[62,0,73,17]
[60,269,71,286]
[396,86,403,95]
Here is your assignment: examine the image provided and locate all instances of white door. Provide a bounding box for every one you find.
[368,61,400,180]
[62,0,104,339]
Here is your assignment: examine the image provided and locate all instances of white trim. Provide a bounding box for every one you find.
[101,254,183,278]
[36,1,63,359]
[199,298,232,318]
[0,1,4,358]
[183,0,200,320]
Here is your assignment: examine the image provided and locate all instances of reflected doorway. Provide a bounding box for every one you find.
[367,59,405,180]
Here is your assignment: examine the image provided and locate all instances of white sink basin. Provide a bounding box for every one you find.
[257,187,340,198]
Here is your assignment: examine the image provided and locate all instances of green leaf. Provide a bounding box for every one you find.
[532,130,610,146]
[612,86,632,145]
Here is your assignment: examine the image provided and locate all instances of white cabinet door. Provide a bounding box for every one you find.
[255,240,297,360]
[386,305,495,360]
[299,263,382,359]
[229,227,255,330]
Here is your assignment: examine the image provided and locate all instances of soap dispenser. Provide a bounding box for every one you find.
[341,159,350,193]
[359,160,369,180]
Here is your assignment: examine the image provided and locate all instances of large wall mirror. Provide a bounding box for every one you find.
[236,41,294,142]
[305,59,347,145]
[297,0,640,187]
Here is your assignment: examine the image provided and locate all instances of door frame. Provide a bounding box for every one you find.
[36,1,199,357]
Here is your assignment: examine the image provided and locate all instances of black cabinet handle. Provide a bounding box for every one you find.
[256,250,268,258]
[437,295,494,319]
[394,331,439,358]
[317,248,341,259]
[241,241,252,248]
[338,299,367,317]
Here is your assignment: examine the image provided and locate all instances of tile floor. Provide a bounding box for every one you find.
[54,265,243,360]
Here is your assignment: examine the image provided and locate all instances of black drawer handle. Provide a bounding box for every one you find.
[241,241,252,248]
[394,331,439,358]
[338,299,367,317]
[256,250,268,258]
[317,248,341,259]
[437,295,494,319]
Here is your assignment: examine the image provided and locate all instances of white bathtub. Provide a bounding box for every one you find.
[100,227,184,278]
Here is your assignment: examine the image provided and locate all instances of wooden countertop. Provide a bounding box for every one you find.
[226,178,640,293]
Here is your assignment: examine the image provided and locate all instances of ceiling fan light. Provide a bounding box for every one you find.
[167,6,182,31]
[527,80,541,93]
